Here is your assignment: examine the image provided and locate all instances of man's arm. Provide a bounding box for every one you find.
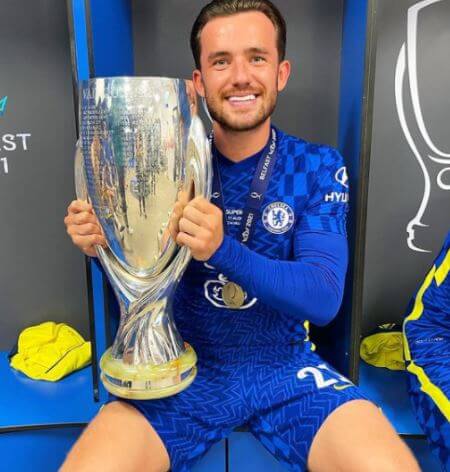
[176,148,350,326]
[176,195,347,327]
[208,231,348,326]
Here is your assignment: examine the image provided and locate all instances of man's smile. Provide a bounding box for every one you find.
[225,93,260,108]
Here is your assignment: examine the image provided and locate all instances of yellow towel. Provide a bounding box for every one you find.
[360,330,405,371]
[10,321,91,381]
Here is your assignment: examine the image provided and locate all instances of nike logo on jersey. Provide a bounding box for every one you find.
[333,384,354,391]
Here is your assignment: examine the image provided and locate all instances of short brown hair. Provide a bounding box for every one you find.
[191,0,287,69]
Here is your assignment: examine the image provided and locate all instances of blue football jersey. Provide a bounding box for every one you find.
[404,231,450,362]
[404,232,450,468]
[173,127,349,347]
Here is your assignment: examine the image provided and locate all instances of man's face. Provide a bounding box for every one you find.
[193,11,290,132]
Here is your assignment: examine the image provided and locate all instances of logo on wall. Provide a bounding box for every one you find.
[0,95,32,176]
[0,96,7,117]
[395,0,450,253]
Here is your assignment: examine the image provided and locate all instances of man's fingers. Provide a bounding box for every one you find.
[81,246,98,258]
[171,201,184,220]
[176,231,200,250]
[189,196,220,215]
[188,196,209,212]
[178,217,205,237]
[168,226,178,242]
[68,199,93,214]
[168,208,182,236]
[167,221,177,241]
[72,234,106,248]
[168,212,180,240]
[168,194,191,236]
[182,205,205,226]
[177,190,190,206]
[71,223,103,236]
[71,212,99,226]
[64,200,107,258]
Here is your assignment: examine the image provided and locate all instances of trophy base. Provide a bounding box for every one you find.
[99,343,197,400]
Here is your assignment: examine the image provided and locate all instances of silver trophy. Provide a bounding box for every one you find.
[75,77,212,399]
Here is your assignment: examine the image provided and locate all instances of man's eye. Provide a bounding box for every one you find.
[252,56,266,63]
[213,59,228,67]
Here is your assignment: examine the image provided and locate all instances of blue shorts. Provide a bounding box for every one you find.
[407,361,450,471]
[111,344,369,472]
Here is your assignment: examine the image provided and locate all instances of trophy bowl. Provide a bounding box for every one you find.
[76,77,211,399]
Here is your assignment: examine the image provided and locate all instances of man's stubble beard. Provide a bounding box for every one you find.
[204,88,278,133]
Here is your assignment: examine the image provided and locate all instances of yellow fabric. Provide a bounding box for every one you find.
[434,249,450,287]
[407,361,450,422]
[360,332,405,371]
[403,264,437,361]
[403,249,450,421]
[10,321,91,381]
[303,320,316,352]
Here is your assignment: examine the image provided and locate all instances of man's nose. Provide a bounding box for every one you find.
[230,58,252,87]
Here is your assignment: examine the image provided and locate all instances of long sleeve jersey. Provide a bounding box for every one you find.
[173,127,350,348]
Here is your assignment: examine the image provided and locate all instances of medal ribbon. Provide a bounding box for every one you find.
[210,126,278,246]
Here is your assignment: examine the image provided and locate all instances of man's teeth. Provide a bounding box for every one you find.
[229,95,256,102]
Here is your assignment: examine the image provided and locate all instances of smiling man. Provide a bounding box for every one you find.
[62,1,420,471]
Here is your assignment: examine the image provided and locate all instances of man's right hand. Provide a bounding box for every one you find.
[167,190,190,242]
[64,200,106,257]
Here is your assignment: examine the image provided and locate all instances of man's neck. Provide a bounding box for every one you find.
[213,119,271,163]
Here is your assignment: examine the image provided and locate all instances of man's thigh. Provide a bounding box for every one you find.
[64,349,248,472]
[60,400,170,472]
[117,358,248,472]
[307,399,419,472]
[247,350,418,472]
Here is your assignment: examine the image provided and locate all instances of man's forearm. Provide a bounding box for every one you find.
[208,233,347,326]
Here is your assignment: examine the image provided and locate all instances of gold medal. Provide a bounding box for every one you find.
[222,282,245,308]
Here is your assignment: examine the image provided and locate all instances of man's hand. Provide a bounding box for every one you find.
[176,196,224,261]
[167,190,190,242]
[64,200,106,258]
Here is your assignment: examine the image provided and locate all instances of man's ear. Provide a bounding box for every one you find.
[277,60,291,92]
[192,69,205,98]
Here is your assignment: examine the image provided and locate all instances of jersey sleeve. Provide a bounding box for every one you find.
[297,147,349,235]
[208,232,348,326]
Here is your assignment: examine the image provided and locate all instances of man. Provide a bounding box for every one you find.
[403,230,450,471]
[62,1,419,470]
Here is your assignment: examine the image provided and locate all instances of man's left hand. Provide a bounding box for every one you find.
[176,196,224,261]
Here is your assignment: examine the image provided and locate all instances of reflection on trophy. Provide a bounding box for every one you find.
[75,77,211,399]
[395,0,450,253]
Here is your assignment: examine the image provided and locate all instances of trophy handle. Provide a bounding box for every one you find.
[186,114,212,201]
[74,140,89,202]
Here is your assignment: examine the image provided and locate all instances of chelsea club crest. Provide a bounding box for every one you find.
[262,201,295,234]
